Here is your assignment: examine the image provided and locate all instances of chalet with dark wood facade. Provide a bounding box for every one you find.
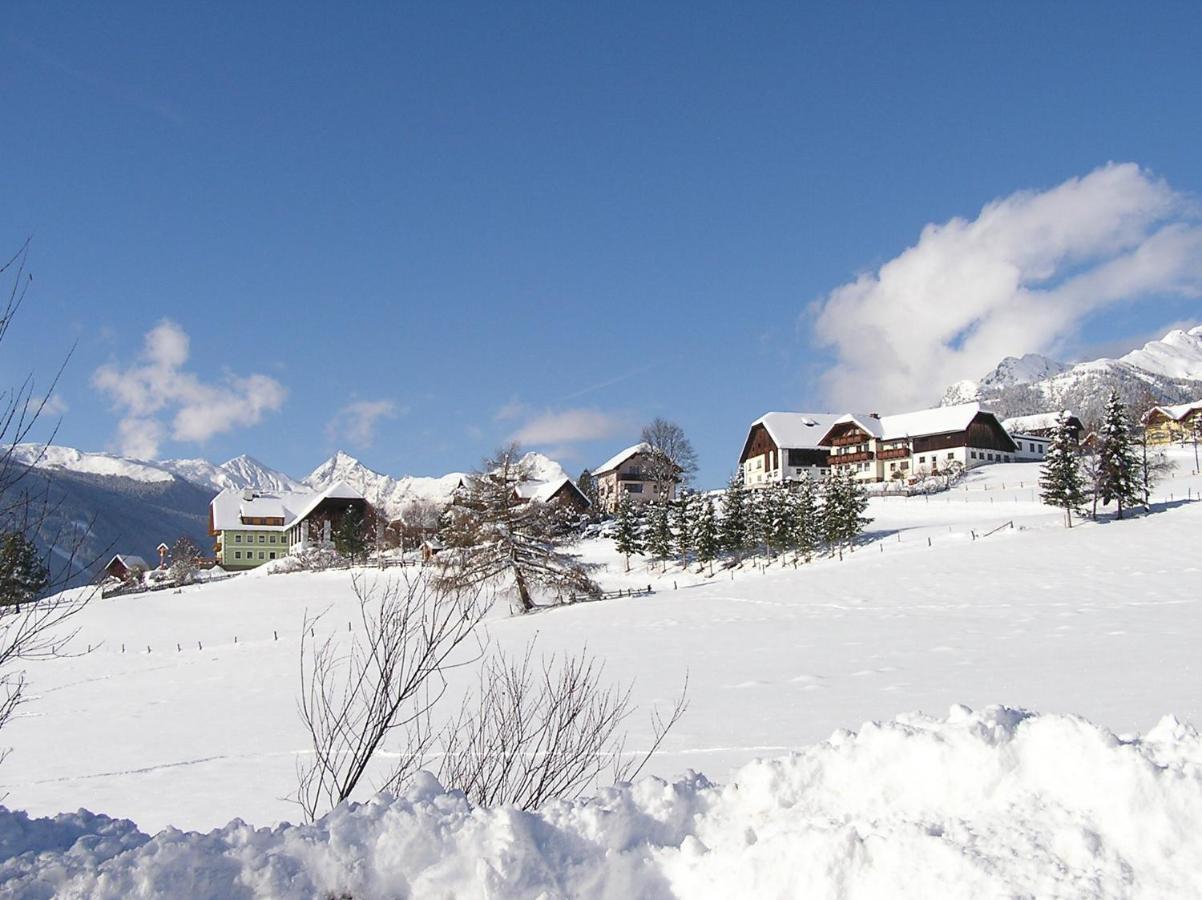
[1142,400,1202,445]
[514,476,592,514]
[738,412,844,488]
[817,403,1018,482]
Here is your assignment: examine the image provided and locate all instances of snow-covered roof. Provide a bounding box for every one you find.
[107,554,148,570]
[210,481,365,532]
[594,443,651,476]
[1146,399,1202,422]
[1002,411,1077,434]
[747,412,847,451]
[820,403,1006,444]
[514,476,588,506]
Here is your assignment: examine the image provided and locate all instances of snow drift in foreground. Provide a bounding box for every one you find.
[2,706,1200,899]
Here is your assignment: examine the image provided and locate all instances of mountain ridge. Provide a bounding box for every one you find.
[941,325,1202,422]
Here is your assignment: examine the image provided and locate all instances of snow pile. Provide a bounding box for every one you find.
[4,705,1201,899]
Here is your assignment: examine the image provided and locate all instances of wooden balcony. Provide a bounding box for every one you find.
[829,434,869,447]
[828,450,875,464]
[877,447,910,461]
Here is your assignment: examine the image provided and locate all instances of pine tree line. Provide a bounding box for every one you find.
[614,469,872,574]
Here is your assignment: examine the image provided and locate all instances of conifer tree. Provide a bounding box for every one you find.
[613,494,644,572]
[792,476,821,562]
[672,495,695,562]
[746,488,769,557]
[822,469,872,556]
[0,532,49,607]
[576,469,600,517]
[764,483,795,558]
[1097,390,1140,519]
[694,498,719,574]
[645,501,673,572]
[1040,414,1086,527]
[719,472,748,560]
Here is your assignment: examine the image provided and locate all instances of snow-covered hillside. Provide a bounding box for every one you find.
[942,324,1202,418]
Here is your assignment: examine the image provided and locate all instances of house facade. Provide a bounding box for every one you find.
[738,412,843,488]
[1002,411,1084,461]
[592,443,677,512]
[1143,400,1202,445]
[817,403,1018,483]
[103,554,148,581]
[208,482,368,570]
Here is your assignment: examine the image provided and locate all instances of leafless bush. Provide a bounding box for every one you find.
[296,574,688,821]
[436,644,688,809]
[295,571,488,821]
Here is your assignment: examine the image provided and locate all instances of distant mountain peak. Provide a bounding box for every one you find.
[940,323,1202,422]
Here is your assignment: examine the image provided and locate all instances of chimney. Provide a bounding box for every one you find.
[869,412,881,419]
[242,488,254,501]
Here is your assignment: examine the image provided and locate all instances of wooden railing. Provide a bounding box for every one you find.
[829,450,875,464]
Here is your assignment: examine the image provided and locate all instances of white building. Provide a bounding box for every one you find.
[738,412,844,488]
[816,403,1019,483]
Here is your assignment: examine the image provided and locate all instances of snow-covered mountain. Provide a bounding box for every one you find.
[941,325,1202,422]
[304,449,567,518]
[159,454,302,493]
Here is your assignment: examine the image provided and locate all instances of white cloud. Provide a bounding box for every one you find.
[509,408,629,446]
[812,163,1202,410]
[326,399,402,448]
[92,319,287,458]
[34,394,69,418]
[493,398,528,422]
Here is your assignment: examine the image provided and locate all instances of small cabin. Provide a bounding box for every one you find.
[104,554,148,582]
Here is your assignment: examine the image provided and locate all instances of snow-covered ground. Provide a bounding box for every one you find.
[1,451,1201,895]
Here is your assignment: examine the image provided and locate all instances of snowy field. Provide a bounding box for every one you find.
[2,451,1202,896]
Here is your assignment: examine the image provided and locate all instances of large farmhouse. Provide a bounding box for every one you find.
[738,412,844,488]
[208,482,368,570]
[1142,400,1202,445]
[592,443,677,512]
[817,402,1018,482]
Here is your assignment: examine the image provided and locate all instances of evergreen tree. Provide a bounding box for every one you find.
[1040,414,1086,527]
[792,476,821,562]
[0,532,48,607]
[672,495,695,562]
[765,483,796,557]
[332,506,370,563]
[718,472,748,559]
[576,469,600,518]
[1097,390,1140,519]
[694,498,719,574]
[822,470,872,556]
[613,494,644,572]
[644,501,673,571]
[745,488,769,557]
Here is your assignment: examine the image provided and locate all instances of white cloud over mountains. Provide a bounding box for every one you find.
[326,399,402,448]
[508,407,629,446]
[93,319,287,458]
[812,163,1202,410]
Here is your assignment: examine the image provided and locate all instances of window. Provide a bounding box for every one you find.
[234,534,242,543]
[258,551,265,560]
[918,456,926,463]
[259,534,266,543]
[269,552,277,560]
[234,551,242,559]
[947,452,954,460]
[625,483,643,493]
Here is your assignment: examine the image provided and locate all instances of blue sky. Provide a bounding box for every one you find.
[3,3,1201,487]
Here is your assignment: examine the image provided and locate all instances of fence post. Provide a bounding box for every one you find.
[274,630,278,641]
[927,537,932,547]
